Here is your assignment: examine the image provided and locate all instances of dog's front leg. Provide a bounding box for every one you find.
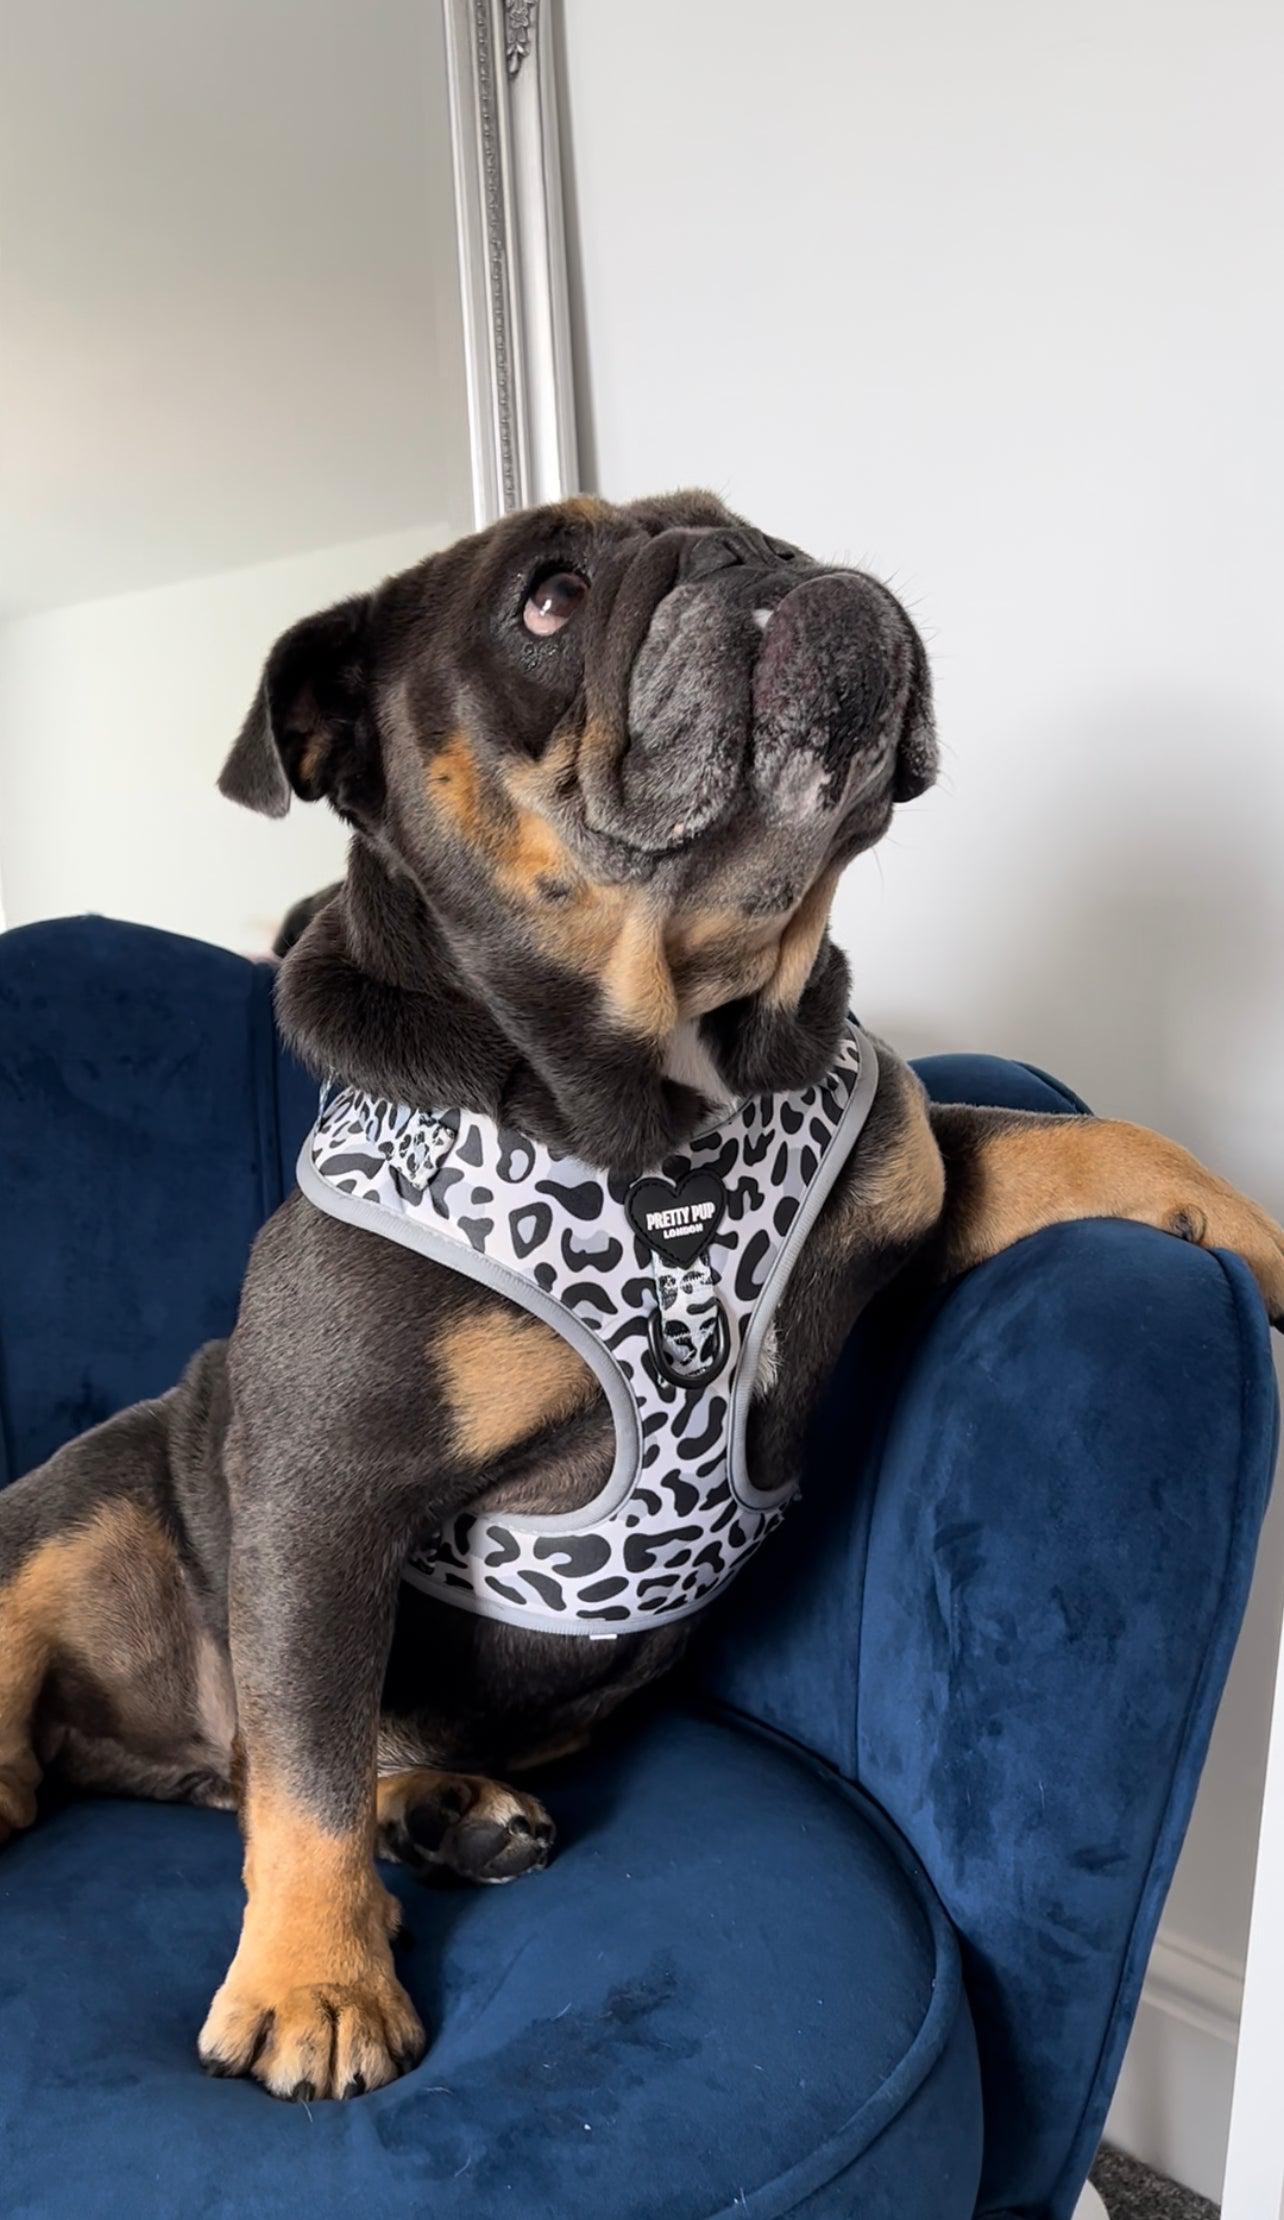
[198,1426,425,2101]
[929,1104,1284,1322]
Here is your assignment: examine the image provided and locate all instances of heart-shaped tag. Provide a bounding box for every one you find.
[626,1170,726,1267]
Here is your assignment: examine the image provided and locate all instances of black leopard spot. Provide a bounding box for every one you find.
[562,1230,624,1272]
[459,1215,493,1252]
[485,1579,528,1608]
[498,1134,537,1183]
[735,1231,770,1302]
[518,1570,566,1611]
[482,1529,519,1567]
[678,1397,728,1461]
[510,1202,553,1258]
[534,1262,556,1292]
[318,1151,385,1181]
[562,1279,619,1314]
[533,1533,612,1575]
[774,1195,799,1235]
[456,1126,484,1168]
[430,1165,465,1215]
[780,1101,803,1134]
[669,1477,699,1517]
[623,1525,701,1571]
[536,1177,605,1221]
[671,1394,709,1441]
[582,1605,631,1622]
[798,1147,818,1183]
[578,1576,629,1603]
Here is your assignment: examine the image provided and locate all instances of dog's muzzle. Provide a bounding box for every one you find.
[749,572,918,824]
[584,528,925,853]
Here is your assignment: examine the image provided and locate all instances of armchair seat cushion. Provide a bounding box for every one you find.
[0,1712,982,2220]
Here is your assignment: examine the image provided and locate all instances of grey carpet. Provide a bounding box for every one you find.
[1091,2144,1218,2218]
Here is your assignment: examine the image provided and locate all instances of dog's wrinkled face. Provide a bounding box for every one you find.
[222,489,935,1053]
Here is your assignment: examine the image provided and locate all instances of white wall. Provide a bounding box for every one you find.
[0,523,447,951]
[562,0,1283,2198]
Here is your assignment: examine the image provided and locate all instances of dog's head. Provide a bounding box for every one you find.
[221,491,935,1166]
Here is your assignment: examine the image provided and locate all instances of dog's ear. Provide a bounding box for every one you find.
[893,627,938,804]
[219,594,383,822]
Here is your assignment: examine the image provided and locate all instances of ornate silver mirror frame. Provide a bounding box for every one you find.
[443,0,580,526]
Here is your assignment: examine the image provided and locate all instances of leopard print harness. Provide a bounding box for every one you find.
[298,1017,878,1638]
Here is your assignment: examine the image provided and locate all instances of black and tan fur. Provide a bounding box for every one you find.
[1,493,1280,2104]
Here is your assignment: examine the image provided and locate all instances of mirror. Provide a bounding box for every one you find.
[0,0,576,951]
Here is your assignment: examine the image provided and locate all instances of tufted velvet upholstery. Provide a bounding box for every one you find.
[0,918,1276,2218]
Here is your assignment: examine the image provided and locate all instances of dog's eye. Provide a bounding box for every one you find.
[523,568,590,637]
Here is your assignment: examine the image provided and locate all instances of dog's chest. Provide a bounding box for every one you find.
[300,1020,878,1640]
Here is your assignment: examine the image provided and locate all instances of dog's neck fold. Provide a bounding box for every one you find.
[275,839,852,1175]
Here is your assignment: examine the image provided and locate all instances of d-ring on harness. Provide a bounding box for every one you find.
[298,1017,878,1639]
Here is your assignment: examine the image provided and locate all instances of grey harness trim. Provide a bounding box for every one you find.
[297,1022,878,1639]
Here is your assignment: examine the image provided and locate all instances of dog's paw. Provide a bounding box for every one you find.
[198,1967,425,2100]
[1156,1156,1284,1327]
[379,1769,556,1884]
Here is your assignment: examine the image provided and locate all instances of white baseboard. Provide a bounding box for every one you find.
[1105,1926,1244,2206]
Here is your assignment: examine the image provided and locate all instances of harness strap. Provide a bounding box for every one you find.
[367,1103,453,1193]
[647,1251,726,1384]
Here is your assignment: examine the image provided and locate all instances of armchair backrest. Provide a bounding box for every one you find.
[0,917,314,1485]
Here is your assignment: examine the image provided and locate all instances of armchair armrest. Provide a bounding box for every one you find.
[694,1057,1278,2219]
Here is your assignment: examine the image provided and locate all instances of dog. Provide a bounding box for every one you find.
[1,490,1281,2105]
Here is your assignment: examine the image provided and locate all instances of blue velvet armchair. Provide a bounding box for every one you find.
[0,917,1275,2219]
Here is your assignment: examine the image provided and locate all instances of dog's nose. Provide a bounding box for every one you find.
[685,525,786,580]
[748,570,934,822]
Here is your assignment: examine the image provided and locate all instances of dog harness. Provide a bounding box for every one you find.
[297,1017,878,1638]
